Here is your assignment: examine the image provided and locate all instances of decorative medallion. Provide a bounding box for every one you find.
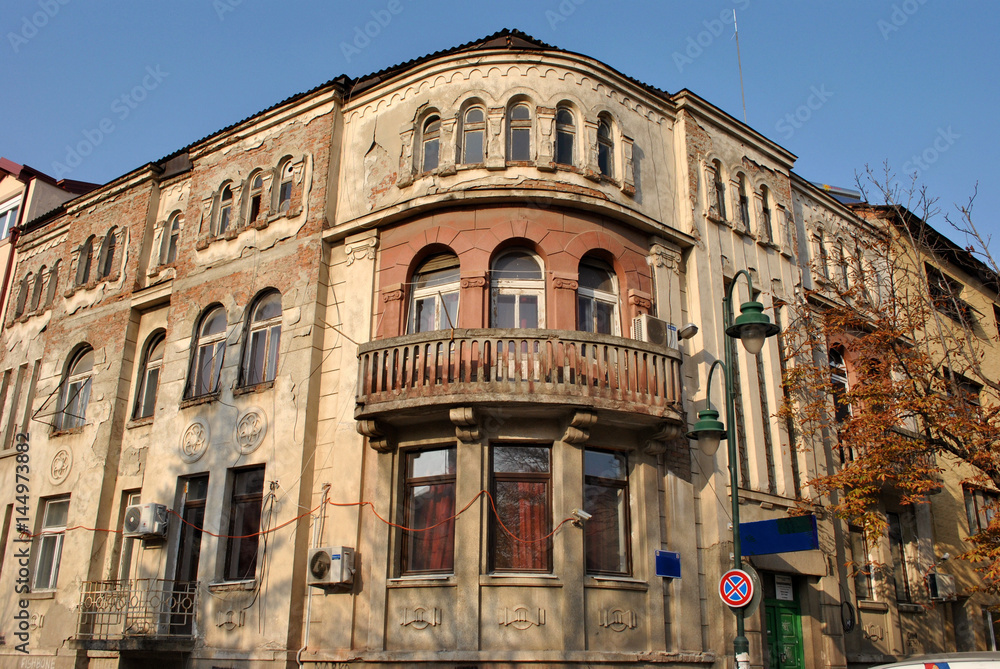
[234,408,267,454]
[599,608,638,632]
[401,606,441,630]
[217,609,246,630]
[499,606,545,630]
[180,419,210,463]
[49,448,72,484]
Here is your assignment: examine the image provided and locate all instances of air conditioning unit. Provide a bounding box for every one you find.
[123,503,168,539]
[631,315,678,349]
[307,546,356,589]
[928,572,957,601]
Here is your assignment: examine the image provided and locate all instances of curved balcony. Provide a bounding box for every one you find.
[356,329,683,423]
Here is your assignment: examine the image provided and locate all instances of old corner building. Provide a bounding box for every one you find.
[0,29,996,669]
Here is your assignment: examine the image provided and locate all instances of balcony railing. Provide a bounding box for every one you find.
[357,329,683,420]
[74,579,198,648]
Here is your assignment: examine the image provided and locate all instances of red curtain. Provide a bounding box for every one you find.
[407,483,455,572]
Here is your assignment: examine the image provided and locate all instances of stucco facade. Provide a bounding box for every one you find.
[0,29,995,669]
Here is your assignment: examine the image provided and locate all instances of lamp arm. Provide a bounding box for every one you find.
[703,358,728,416]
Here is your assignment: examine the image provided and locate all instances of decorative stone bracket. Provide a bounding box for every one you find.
[643,422,684,455]
[562,410,598,445]
[358,419,396,453]
[450,406,480,443]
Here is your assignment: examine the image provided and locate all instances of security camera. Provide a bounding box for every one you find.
[678,323,699,340]
[571,509,592,525]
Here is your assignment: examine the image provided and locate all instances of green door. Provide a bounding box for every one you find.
[765,599,804,669]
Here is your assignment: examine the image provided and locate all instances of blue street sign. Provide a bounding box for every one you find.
[739,514,818,556]
[655,550,681,579]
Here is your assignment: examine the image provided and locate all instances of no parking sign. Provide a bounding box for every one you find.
[719,569,754,608]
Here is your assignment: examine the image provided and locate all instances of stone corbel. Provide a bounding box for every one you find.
[397,128,414,187]
[291,158,306,184]
[536,106,556,171]
[628,290,653,313]
[552,275,578,291]
[439,117,457,176]
[562,410,598,446]
[647,243,681,275]
[345,231,378,266]
[486,107,505,170]
[621,134,636,197]
[460,275,486,289]
[357,419,396,453]
[382,284,404,304]
[450,406,480,443]
[643,422,684,455]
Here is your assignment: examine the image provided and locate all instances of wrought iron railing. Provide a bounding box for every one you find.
[76,579,198,640]
[357,329,683,418]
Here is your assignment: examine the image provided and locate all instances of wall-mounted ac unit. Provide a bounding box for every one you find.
[307,546,356,589]
[928,572,957,601]
[631,315,678,349]
[123,503,168,539]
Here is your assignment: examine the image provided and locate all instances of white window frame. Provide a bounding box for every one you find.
[160,214,181,265]
[408,255,460,334]
[218,185,233,235]
[242,292,282,386]
[555,106,575,166]
[421,115,441,173]
[188,307,227,398]
[491,250,545,329]
[507,103,532,161]
[461,106,486,165]
[58,347,93,430]
[117,491,141,581]
[33,497,70,591]
[133,333,165,419]
[577,260,620,335]
[0,197,20,241]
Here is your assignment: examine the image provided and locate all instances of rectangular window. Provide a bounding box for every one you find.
[584,449,630,575]
[491,445,551,572]
[116,491,141,581]
[0,199,19,240]
[223,467,265,581]
[964,486,998,534]
[402,448,456,574]
[888,510,916,603]
[849,525,873,601]
[33,497,70,590]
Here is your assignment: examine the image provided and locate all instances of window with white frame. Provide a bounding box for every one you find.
[555,106,575,166]
[577,259,619,335]
[33,497,69,590]
[965,485,999,534]
[241,291,282,386]
[187,306,227,398]
[421,115,441,172]
[597,117,614,178]
[218,185,233,235]
[247,172,264,224]
[277,159,293,213]
[408,254,460,333]
[116,491,141,581]
[491,250,544,328]
[58,347,93,430]
[133,332,165,419]
[0,198,19,240]
[160,214,181,265]
[461,106,485,164]
[508,103,532,161]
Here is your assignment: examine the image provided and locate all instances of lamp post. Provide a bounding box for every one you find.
[687,269,779,669]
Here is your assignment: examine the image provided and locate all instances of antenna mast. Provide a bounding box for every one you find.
[734,10,747,124]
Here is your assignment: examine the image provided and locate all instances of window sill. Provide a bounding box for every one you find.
[757,240,781,251]
[179,392,220,409]
[706,213,730,227]
[26,590,56,600]
[898,602,925,614]
[0,448,18,459]
[51,426,85,438]
[127,416,154,429]
[387,575,455,588]
[586,575,647,591]
[233,380,275,396]
[481,573,562,587]
[857,599,889,613]
[207,579,256,593]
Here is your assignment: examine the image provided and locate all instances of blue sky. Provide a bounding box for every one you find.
[2,1,996,255]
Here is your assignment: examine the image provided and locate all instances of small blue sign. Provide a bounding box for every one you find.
[655,550,681,579]
[739,514,818,556]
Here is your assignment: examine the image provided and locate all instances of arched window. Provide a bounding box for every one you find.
[133,332,165,419]
[14,273,31,318]
[759,185,773,243]
[408,254,460,333]
[461,107,485,164]
[277,159,294,213]
[247,172,264,224]
[76,237,94,286]
[577,259,619,335]
[711,159,727,220]
[218,185,233,235]
[491,250,544,328]
[555,106,575,166]
[242,291,282,386]
[45,262,60,306]
[508,103,532,161]
[597,117,614,177]
[97,228,117,279]
[58,346,94,430]
[160,213,181,265]
[816,230,830,280]
[421,115,441,172]
[188,306,227,398]
[830,347,854,462]
[30,266,45,312]
[737,174,750,232]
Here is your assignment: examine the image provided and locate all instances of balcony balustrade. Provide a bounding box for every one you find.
[72,578,198,651]
[356,329,683,421]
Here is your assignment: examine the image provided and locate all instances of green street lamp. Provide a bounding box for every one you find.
[686,269,780,669]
